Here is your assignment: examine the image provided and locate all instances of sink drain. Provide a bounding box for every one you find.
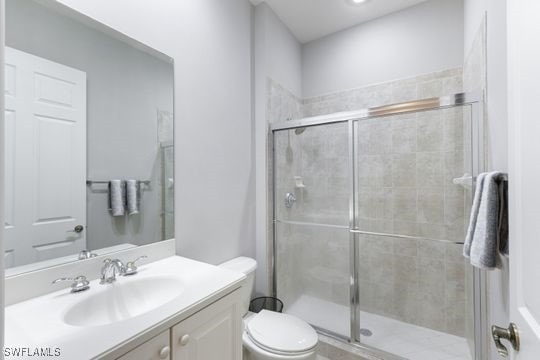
[359,328,373,337]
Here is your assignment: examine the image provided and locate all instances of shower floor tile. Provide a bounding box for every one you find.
[287,295,472,360]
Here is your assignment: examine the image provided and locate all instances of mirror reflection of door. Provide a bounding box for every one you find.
[4,46,87,268]
[3,0,174,276]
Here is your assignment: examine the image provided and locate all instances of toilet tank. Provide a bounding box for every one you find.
[219,257,257,316]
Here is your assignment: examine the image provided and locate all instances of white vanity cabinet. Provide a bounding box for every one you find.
[117,330,171,360]
[171,288,242,360]
[115,289,242,360]
[5,256,246,360]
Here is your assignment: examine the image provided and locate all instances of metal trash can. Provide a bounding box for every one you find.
[249,297,284,313]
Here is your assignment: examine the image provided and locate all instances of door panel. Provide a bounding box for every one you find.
[273,123,349,227]
[352,108,477,359]
[4,110,15,230]
[117,330,170,360]
[275,222,351,337]
[507,0,540,358]
[172,291,242,360]
[273,122,352,339]
[4,47,87,267]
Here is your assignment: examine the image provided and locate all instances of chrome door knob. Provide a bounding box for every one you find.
[158,346,170,359]
[68,225,84,234]
[179,334,190,346]
[492,323,520,358]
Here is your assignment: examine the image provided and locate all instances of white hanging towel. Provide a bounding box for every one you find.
[108,180,126,217]
[126,180,140,216]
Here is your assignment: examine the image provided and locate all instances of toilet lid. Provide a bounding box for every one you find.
[246,310,318,354]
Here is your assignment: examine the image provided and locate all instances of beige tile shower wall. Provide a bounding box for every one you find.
[303,68,463,118]
[272,68,470,337]
[267,79,303,124]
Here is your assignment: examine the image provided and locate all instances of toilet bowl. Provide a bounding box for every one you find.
[219,257,318,360]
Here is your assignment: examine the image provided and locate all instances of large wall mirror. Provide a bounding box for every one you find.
[4,0,174,276]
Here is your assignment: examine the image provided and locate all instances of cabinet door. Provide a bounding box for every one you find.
[117,330,171,360]
[172,290,242,360]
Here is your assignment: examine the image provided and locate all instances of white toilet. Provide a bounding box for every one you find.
[220,257,318,360]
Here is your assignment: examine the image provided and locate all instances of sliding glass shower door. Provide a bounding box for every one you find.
[273,122,352,338]
[352,107,476,359]
[272,94,483,360]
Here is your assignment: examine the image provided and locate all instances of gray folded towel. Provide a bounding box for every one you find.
[126,180,140,216]
[108,180,126,217]
[463,172,508,269]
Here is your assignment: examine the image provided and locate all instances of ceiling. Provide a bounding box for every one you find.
[251,0,430,43]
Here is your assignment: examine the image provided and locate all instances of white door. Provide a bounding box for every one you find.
[172,291,242,360]
[506,1,540,359]
[4,47,87,268]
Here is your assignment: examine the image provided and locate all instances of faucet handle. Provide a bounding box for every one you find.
[52,275,90,293]
[124,256,148,275]
[78,249,98,260]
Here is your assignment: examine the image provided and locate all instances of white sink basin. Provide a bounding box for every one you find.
[64,276,184,327]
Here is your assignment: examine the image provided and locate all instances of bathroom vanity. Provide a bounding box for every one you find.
[5,256,246,360]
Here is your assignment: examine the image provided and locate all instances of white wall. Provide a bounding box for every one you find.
[302,0,464,98]
[464,0,486,53]
[256,3,302,98]
[55,0,256,266]
[464,1,509,359]
[254,3,302,295]
[6,0,174,254]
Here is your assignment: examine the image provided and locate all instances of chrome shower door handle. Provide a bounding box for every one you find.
[492,323,520,358]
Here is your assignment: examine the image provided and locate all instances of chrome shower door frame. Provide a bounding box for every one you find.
[270,92,487,360]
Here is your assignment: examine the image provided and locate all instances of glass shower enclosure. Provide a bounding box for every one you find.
[271,93,486,360]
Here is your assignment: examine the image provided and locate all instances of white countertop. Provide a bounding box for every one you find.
[5,256,246,360]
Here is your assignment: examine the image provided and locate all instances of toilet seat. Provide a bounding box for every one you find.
[246,310,318,356]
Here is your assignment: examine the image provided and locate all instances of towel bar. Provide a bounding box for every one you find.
[86,180,151,185]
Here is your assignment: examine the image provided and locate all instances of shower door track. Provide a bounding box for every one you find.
[271,91,487,360]
[270,92,482,131]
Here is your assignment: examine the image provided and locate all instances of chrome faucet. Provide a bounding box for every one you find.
[78,249,98,260]
[100,258,126,284]
[124,256,148,275]
[53,275,90,293]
